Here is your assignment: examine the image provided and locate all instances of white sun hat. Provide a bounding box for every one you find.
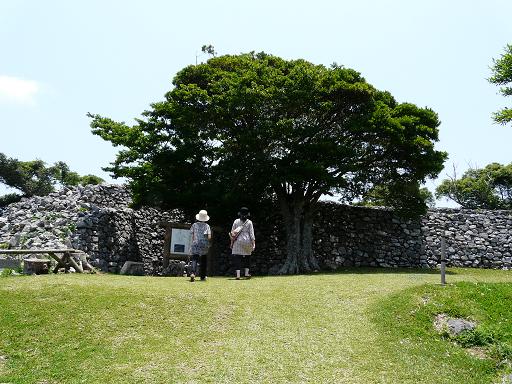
[196,209,210,222]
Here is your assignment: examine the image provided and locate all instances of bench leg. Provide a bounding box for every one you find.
[48,252,66,274]
[66,252,83,273]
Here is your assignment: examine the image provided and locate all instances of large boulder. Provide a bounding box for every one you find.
[120,261,145,276]
[434,313,476,335]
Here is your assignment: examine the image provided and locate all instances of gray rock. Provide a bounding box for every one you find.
[120,261,145,275]
[447,318,476,335]
[0,258,22,270]
[8,234,20,247]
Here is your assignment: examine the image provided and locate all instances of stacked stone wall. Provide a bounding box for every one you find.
[308,204,512,271]
[421,209,512,269]
[1,184,512,274]
[312,203,423,270]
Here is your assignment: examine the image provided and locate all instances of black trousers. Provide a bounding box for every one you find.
[232,254,251,271]
[191,254,207,278]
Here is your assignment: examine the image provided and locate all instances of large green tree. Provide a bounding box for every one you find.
[489,43,512,125]
[436,163,512,209]
[90,52,447,273]
[0,153,104,206]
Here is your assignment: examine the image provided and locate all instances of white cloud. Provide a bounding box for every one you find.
[0,75,40,105]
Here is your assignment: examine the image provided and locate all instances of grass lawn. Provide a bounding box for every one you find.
[1,268,511,383]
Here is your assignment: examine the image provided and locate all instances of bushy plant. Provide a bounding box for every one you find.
[490,341,512,363]
[0,192,22,207]
[1,268,13,277]
[453,326,495,347]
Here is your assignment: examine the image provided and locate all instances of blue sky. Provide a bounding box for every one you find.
[1,0,511,206]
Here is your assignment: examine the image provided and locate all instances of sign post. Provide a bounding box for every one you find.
[440,236,446,286]
[161,223,192,269]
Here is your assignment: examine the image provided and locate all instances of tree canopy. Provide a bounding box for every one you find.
[489,43,512,125]
[436,163,512,209]
[358,185,435,209]
[0,153,104,207]
[90,52,447,273]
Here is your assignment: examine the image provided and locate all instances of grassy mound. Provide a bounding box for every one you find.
[371,281,512,383]
[1,269,511,383]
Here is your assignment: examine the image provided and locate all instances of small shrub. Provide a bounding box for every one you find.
[454,327,495,347]
[490,341,512,362]
[45,213,59,221]
[0,193,22,207]
[0,242,9,249]
[19,235,28,247]
[1,268,13,277]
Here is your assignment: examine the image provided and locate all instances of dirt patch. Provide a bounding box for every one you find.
[433,313,449,333]
[466,347,488,359]
[0,354,7,372]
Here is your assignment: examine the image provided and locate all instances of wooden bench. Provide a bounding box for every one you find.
[0,249,96,274]
[24,258,51,274]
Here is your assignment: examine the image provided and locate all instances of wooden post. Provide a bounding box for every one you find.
[163,226,171,269]
[65,251,84,273]
[440,236,446,286]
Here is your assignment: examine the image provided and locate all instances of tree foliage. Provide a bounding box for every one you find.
[0,153,104,206]
[489,43,512,125]
[436,163,512,209]
[359,185,435,209]
[90,52,447,273]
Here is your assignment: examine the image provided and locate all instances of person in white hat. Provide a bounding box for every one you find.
[189,209,211,281]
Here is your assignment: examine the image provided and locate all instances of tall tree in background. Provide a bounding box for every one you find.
[436,163,512,209]
[489,43,512,125]
[0,153,104,206]
[359,185,436,209]
[90,52,447,274]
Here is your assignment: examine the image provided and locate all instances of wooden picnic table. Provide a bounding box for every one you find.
[0,249,95,274]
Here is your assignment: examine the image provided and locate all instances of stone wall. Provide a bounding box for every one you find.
[310,203,512,271]
[1,184,512,274]
[0,184,132,251]
[421,209,512,269]
[312,203,423,270]
[183,204,512,274]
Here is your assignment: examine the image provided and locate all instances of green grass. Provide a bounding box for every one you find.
[370,278,512,383]
[0,268,511,383]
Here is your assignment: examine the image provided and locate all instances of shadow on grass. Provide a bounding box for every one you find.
[317,267,458,275]
[107,267,458,279]
[248,266,459,279]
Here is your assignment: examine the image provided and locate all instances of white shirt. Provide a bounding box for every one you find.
[231,219,255,255]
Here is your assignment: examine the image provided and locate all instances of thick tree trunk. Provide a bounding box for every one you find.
[299,207,319,271]
[278,199,319,274]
